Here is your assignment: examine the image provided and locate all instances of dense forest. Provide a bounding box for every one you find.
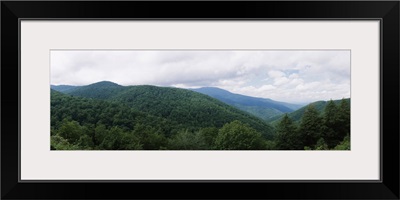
[274,100,350,150]
[51,81,350,150]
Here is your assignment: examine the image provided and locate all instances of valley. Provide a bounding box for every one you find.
[51,81,350,150]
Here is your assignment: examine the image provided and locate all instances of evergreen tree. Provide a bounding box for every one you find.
[275,114,301,150]
[338,99,350,139]
[323,100,340,147]
[299,105,323,148]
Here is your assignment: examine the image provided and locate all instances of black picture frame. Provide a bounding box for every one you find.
[1,1,399,199]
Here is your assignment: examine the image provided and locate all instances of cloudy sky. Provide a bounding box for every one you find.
[51,50,350,104]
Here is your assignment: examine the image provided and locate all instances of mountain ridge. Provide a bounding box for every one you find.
[51,81,342,124]
[50,81,351,150]
[191,87,303,120]
[267,98,351,125]
[52,81,276,139]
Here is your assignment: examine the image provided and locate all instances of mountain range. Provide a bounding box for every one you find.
[191,87,302,120]
[51,82,303,121]
[51,81,349,127]
[51,81,275,139]
[50,81,351,150]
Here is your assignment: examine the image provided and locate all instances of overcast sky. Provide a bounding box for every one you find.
[51,50,350,104]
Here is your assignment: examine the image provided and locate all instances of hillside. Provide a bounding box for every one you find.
[268,98,351,125]
[192,87,302,120]
[52,82,275,139]
[51,89,176,131]
[50,85,79,93]
[64,81,125,99]
[52,83,303,122]
[50,82,350,150]
[51,89,184,150]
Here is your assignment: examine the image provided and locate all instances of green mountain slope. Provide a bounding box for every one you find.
[192,87,302,121]
[268,98,350,125]
[50,82,350,150]
[54,82,275,139]
[51,89,183,150]
[51,89,176,132]
[52,83,303,122]
[65,81,125,99]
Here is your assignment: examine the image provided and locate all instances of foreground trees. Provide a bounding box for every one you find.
[275,115,300,150]
[51,119,271,150]
[275,99,350,150]
[299,105,324,148]
[214,120,265,150]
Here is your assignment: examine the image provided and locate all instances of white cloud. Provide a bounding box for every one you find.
[259,84,277,91]
[51,50,350,103]
[268,70,285,78]
[274,77,290,86]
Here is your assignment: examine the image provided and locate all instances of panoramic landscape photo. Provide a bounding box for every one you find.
[50,50,350,150]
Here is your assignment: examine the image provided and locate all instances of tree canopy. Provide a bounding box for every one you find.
[51,83,350,151]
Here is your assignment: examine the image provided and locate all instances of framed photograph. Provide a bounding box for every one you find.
[2,1,399,199]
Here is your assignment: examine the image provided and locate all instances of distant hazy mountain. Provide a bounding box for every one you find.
[191,87,302,121]
[50,85,79,93]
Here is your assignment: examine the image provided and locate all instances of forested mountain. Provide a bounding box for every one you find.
[59,83,274,137]
[50,85,79,93]
[51,89,177,150]
[268,98,350,124]
[51,82,277,150]
[192,87,302,121]
[65,81,125,99]
[51,81,350,151]
[51,83,303,121]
